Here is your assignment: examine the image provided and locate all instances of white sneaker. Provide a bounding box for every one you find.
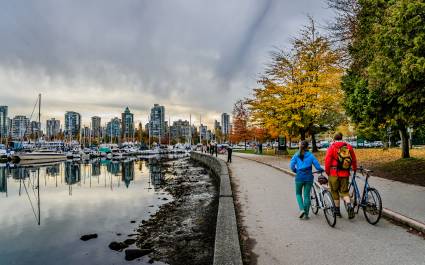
[299,210,305,219]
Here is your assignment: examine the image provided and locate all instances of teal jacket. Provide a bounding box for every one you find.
[290,151,323,182]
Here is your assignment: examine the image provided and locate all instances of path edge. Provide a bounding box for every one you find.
[191,152,243,265]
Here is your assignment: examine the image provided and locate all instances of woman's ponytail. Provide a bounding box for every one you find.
[299,140,309,160]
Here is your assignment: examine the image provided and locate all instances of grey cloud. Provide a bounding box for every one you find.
[0,0,333,126]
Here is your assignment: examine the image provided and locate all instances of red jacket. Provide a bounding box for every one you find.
[325,141,357,177]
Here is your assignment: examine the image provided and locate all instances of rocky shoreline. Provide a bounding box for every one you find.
[107,157,219,264]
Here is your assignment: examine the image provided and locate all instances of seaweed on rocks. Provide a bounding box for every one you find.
[135,157,219,265]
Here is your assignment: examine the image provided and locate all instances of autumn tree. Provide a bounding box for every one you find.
[249,17,345,152]
[232,99,251,149]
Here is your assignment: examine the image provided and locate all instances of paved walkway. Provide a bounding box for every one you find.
[234,152,425,224]
[223,154,425,265]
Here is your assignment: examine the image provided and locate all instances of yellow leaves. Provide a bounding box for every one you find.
[248,18,345,138]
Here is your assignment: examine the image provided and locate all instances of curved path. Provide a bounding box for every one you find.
[226,155,425,265]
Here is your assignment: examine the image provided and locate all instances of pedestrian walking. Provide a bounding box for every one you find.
[290,140,323,219]
[325,132,357,219]
[227,146,232,163]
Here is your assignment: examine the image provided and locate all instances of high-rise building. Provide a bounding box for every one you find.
[121,107,134,140]
[6,117,11,138]
[221,113,230,136]
[214,120,221,132]
[206,130,212,141]
[11,115,30,140]
[199,124,208,141]
[30,121,41,135]
[81,126,91,138]
[64,111,81,138]
[0,106,7,139]
[106,117,121,138]
[91,116,101,138]
[149,104,165,139]
[46,118,61,139]
[170,119,190,142]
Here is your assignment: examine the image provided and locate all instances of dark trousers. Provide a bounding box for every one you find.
[227,153,232,163]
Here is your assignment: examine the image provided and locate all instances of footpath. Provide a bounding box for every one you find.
[221,154,425,265]
[233,152,425,232]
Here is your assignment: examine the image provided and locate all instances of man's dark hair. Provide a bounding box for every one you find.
[334,132,343,140]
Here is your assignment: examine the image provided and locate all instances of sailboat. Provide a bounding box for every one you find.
[13,94,66,164]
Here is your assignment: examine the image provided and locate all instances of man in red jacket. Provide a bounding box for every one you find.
[325,132,357,218]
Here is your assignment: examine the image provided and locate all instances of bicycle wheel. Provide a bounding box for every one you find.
[349,183,357,206]
[363,187,382,225]
[310,186,319,215]
[322,190,336,227]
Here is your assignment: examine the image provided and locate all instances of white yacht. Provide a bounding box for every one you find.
[14,149,66,163]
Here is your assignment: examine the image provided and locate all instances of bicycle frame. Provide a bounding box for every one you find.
[312,181,326,209]
[350,170,371,213]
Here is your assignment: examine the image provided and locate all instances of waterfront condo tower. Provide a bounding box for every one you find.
[221,113,230,137]
[64,111,81,138]
[46,118,61,139]
[91,116,102,138]
[149,104,165,140]
[121,107,134,141]
[0,106,7,140]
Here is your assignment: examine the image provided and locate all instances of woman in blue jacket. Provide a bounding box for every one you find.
[290,140,323,219]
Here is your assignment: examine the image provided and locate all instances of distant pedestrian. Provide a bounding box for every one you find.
[290,140,323,220]
[215,144,218,157]
[325,132,357,219]
[227,146,232,163]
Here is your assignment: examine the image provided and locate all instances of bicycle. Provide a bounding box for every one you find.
[310,171,337,227]
[346,166,383,225]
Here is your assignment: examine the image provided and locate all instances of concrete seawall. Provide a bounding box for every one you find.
[191,152,243,265]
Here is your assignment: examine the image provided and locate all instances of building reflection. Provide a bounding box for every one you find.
[64,161,81,185]
[148,158,164,190]
[121,160,134,188]
[0,167,7,194]
[91,160,101,177]
[10,166,30,180]
[46,164,60,177]
[107,161,120,176]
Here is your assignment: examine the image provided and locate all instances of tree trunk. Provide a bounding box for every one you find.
[244,139,247,151]
[311,133,318,152]
[399,128,410,158]
[383,139,389,150]
[300,130,306,141]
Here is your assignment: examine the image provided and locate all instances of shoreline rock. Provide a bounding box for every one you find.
[80,234,98,241]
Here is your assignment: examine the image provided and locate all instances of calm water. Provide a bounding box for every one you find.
[0,156,185,265]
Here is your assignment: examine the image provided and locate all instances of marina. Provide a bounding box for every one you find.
[0,154,193,265]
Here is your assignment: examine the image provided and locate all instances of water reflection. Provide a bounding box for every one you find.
[0,157,179,223]
[148,158,165,190]
[0,155,188,265]
[0,166,7,195]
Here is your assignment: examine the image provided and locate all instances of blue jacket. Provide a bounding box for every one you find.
[290,151,323,182]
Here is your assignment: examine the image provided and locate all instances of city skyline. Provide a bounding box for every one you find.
[0,1,332,128]
[1,103,228,134]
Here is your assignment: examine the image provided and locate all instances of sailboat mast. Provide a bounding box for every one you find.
[38,93,41,143]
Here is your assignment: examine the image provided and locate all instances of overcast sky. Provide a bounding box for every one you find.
[0,0,333,128]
